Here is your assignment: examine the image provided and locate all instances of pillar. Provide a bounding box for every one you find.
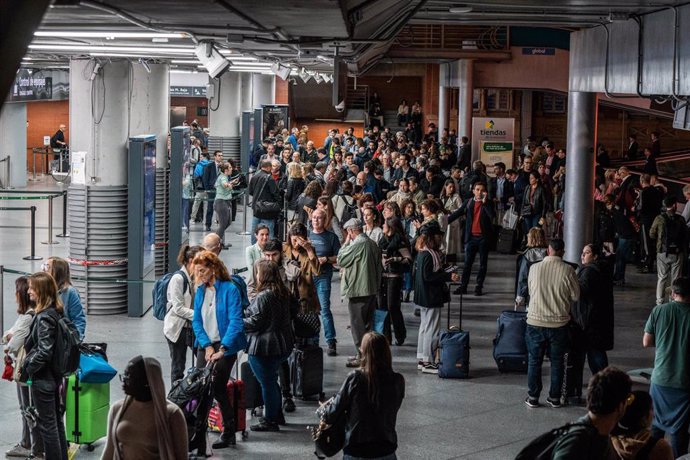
[563,91,597,264]
[252,74,275,107]
[208,71,241,137]
[521,90,533,149]
[455,60,473,139]
[129,63,169,165]
[0,102,27,187]
[240,72,253,112]
[438,63,448,136]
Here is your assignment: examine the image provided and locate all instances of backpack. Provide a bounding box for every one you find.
[152,270,188,320]
[662,214,685,255]
[338,195,360,223]
[229,275,249,310]
[167,365,214,451]
[47,309,81,378]
[515,422,592,460]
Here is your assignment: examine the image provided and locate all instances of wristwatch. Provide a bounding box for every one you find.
[218,345,227,353]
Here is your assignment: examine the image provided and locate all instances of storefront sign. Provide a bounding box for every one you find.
[471,117,515,170]
[170,86,207,97]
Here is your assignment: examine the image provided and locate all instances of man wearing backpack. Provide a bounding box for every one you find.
[650,196,688,305]
[191,152,211,224]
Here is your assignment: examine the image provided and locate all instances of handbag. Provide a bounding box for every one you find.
[502,203,519,230]
[313,396,346,459]
[78,345,117,384]
[520,202,533,217]
[13,346,26,382]
[2,354,13,381]
[294,309,321,338]
[254,176,281,216]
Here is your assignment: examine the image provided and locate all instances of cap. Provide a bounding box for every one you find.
[343,218,362,230]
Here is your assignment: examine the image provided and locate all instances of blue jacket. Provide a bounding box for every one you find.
[194,159,210,178]
[192,280,247,355]
[60,286,86,339]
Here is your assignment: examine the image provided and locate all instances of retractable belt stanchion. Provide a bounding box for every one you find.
[57,191,69,238]
[237,189,251,236]
[0,205,44,260]
[41,195,58,245]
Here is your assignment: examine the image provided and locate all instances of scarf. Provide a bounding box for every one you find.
[422,247,443,272]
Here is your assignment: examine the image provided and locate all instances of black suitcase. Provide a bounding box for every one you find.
[240,361,263,414]
[438,283,470,379]
[497,228,515,254]
[289,345,325,400]
[493,307,528,373]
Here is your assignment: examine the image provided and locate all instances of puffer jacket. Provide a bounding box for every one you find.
[243,290,295,356]
[22,306,60,382]
[323,370,405,458]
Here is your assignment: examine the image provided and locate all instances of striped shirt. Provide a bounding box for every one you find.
[527,256,580,328]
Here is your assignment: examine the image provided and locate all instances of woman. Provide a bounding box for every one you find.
[3,277,42,459]
[382,201,401,220]
[611,391,673,460]
[283,223,321,321]
[400,199,418,302]
[321,332,405,460]
[440,179,462,262]
[363,206,383,244]
[317,196,344,242]
[43,256,86,339]
[515,227,548,307]
[327,150,345,178]
[213,162,235,249]
[164,244,204,383]
[397,99,409,126]
[285,163,306,218]
[520,171,547,235]
[243,260,295,432]
[378,217,412,346]
[565,243,615,405]
[413,223,459,373]
[191,251,247,449]
[226,159,247,223]
[102,356,188,460]
[296,180,323,226]
[21,272,68,460]
[246,224,270,286]
[182,166,194,231]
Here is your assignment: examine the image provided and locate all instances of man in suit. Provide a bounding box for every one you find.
[449,181,495,296]
[627,134,639,160]
[488,162,514,215]
[201,150,223,231]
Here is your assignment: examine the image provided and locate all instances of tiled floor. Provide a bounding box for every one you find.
[0,177,658,459]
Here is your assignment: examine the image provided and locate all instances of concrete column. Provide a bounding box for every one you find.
[0,102,27,187]
[70,59,130,186]
[240,72,253,112]
[521,90,533,147]
[563,91,597,264]
[455,60,473,139]
[208,72,241,137]
[129,63,169,164]
[252,74,275,107]
[438,63,448,135]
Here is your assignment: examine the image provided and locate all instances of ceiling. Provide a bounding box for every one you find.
[19,0,689,76]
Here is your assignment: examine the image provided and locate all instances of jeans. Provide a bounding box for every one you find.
[651,384,690,457]
[250,217,276,244]
[18,383,43,455]
[32,379,68,460]
[344,454,397,460]
[461,236,489,289]
[314,271,336,343]
[522,215,540,235]
[614,238,634,282]
[525,324,569,400]
[196,345,237,434]
[347,295,377,356]
[214,199,232,244]
[378,276,405,343]
[278,360,293,398]
[248,353,289,423]
[167,330,193,383]
[402,272,412,292]
[181,198,191,229]
[205,191,216,227]
[657,252,683,304]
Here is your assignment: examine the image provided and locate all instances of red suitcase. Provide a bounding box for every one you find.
[207,378,248,440]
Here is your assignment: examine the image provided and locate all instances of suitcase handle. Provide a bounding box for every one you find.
[447,282,463,330]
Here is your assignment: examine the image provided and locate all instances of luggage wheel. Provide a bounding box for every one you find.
[241,430,249,440]
[86,444,95,452]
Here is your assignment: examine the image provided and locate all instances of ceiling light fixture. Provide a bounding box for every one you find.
[194,42,230,79]
[449,5,473,13]
[30,44,194,53]
[299,68,312,83]
[271,62,291,80]
[313,73,324,84]
[34,31,187,39]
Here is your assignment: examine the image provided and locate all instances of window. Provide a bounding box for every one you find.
[486,89,510,111]
[543,93,566,113]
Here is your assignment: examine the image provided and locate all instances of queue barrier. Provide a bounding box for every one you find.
[0,189,69,241]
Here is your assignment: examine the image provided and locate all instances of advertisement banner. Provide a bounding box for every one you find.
[262,105,289,137]
[471,117,515,169]
[8,69,69,102]
[480,141,514,176]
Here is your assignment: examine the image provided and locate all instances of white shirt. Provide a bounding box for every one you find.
[163,267,194,343]
[201,286,220,343]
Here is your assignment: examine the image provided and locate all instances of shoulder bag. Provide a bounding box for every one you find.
[254,175,281,216]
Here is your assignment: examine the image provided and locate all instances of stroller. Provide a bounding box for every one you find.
[168,364,215,456]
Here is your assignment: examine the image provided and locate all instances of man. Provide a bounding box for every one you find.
[314,162,327,187]
[513,156,533,212]
[650,196,688,305]
[337,218,382,368]
[460,161,489,201]
[245,225,270,285]
[608,196,637,286]
[456,136,471,171]
[524,239,580,408]
[248,160,281,243]
[260,143,277,163]
[201,150,224,231]
[638,174,664,273]
[287,127,299,151]
[650,131,661,158]
[543,143,557,176]
[304,140,318,164]
[615,167,637,216]
[642,147,658,176]
[488,162,514,223]
[50,124,67,150]
[391,153,419,185]
[545,367,633,459]
[191,152,211,223]
[308,209,341,357]
[627,134,639,160]
[644,277,690,457]
[420,165,445,199]
[449,182,495,296]
[202,232,222,255]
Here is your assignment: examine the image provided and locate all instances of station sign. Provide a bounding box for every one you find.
[170,86,207,97]
[522,47,556,56]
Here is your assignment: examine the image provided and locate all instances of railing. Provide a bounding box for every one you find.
[392,24,509,51]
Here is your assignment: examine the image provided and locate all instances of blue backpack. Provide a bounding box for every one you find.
[152,270,188,320]
[229,275,249,310]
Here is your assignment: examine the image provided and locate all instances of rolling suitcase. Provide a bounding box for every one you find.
[289,345,325,400]
[240,361,263,415]
[208,378,249,440]
[438,283,470,379]
[493,306,528,373]
[497,228,516,254]
[65,374,110,451]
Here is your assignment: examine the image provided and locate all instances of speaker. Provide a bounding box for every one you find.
[332,57,348,108]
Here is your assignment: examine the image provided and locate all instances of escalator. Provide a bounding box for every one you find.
[612,149,690,200]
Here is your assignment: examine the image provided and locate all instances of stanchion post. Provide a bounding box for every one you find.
[0,265,4,336]
[57,191,69,237]
[237,190,251,236]
[41,195,58,245]
[23,206,42,260]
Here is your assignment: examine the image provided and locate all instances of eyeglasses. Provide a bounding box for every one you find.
[118,373,129,383]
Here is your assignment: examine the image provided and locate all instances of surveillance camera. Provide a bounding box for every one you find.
[334,101,345,112]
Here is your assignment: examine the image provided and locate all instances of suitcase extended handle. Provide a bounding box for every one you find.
[447,282,463,330]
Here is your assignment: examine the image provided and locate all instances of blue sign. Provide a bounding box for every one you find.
[522,47,555,56]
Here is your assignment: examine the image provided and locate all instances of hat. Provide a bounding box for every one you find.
[419,221,444,237]
[343,218,362,230]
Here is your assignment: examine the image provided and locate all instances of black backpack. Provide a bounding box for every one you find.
[47,309,81,377]
[662,214,685,255]
[337,195,360,223]
[515,422,592,460]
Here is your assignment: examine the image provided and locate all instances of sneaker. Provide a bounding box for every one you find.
[6,444,31,458]
[565,396,585,406]
[345,357,361,368]
[327,341,337,357]
[395,337,405,346]
[474,286,483,296]
[31,454,45,460]
[524,397,540,408]
[545,397,562,408]
[422,363,439,374]
[250,420,280,432]
[417,360,427,370]
[283,397,296,413]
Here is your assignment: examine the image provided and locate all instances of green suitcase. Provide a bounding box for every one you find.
[65,374,110,449]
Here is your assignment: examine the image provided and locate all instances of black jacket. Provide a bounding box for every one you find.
[22,307,60,382]
[571,261,614,351]
[243,290,295,357]
[413,251,452,308]
[448,197,496,244]
[202,161,220,191]
[285,178,306,211]
[488,176,514,210]
[248,170,281,218]
[324,370,405,458]
[521,184,548,218]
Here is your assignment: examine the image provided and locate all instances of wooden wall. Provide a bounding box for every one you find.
[26,100,68,173]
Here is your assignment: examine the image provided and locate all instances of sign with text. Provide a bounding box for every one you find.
[522,47,555,56]
[71,151,87,185]
[170,86,207,97]
[8,69,69,102]
[471,117,515,169]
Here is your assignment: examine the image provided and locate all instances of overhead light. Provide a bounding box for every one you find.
[313,73,323,84]
[449,5,473,13]
[299,68,312,83]
[34,31,187,39]
[323,74,332,83]
[194,42,230,79]
[30,44,193,53]
[271,62,291,80]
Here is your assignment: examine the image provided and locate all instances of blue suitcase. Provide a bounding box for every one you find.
[438,283,470,379]
[493,308,528,373]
